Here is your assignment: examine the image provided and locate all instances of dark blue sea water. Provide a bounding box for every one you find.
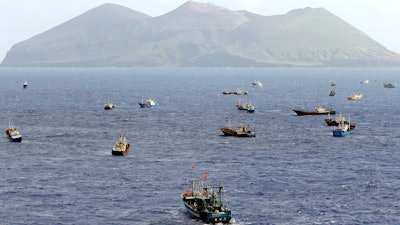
[1,67,400,224]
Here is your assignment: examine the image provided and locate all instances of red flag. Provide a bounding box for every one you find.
[203,173,208,179]
[191,165,195,170]
[183,185,189,189]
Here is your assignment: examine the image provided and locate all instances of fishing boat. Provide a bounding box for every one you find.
[235,101,255,113]
[112,131,130,155]
[220,121,255,137]
[23,80,28,89]
[293,105,335,116]
[235,101,248,110]
[332,116,356,137]
[324,114,338,126]
[252,80,263,87]
[329,89,336,96]
[222,88,248,95]
[104,102,115,110]
[182,178,232,223]
[347,94,363,100]
[324,114,357,130]
[234,89,248,95]
[383,83,395,88]
[331,81,336,86]
[360,79,370,84]
[138,98,159,108]
[246,103,255,113]
[5,123,22,142]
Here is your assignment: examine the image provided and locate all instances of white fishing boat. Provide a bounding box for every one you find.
[347,94,363,100]
[138,98,159,108]
[252,80,263,87]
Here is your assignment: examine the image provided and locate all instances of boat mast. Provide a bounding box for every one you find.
[219,183,223,204]
[191,179,195,194]
[348,115,350,130]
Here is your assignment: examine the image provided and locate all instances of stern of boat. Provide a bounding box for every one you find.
[203,211,232,224]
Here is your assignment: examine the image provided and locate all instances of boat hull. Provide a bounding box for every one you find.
[222,90,248,95]
[347,97,362,100]
[138,103,159,108]
[293,110,335,116]
[247,109,255,113]
[8,136,22,142]
[333,129,354,137]
[182,198,232,223]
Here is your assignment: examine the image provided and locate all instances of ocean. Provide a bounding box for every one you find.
[0,67,400,224]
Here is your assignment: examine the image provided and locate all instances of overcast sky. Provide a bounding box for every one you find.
[1,0,399,61]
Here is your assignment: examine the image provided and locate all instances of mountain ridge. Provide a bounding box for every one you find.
[2,1,400,67]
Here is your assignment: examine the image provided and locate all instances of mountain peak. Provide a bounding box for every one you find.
[83,3,150,21]
[179,1,226,13]
[287,7,333,16]
[154,0,248,30]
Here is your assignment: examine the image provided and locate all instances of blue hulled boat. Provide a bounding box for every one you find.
[246,103,255,113]
[182,178,232,223]
[333,129,354,137]
[332,116,356,137]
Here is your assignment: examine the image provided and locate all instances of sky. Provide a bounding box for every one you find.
[1,0,400,61]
